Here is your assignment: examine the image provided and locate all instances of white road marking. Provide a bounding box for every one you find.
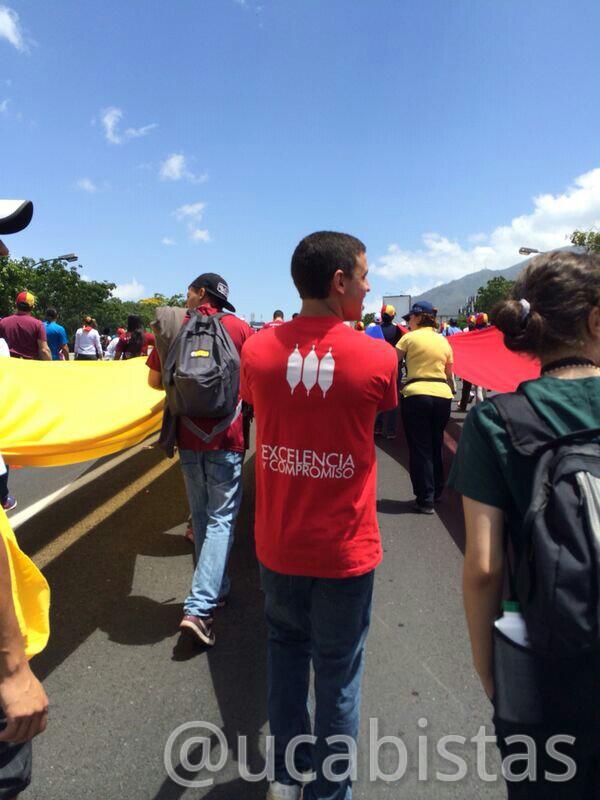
[10,433,160,530]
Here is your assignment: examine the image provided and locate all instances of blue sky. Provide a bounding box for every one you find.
[2,0,600,320]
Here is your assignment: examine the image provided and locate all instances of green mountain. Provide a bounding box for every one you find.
[413,247,579,316]
[411,261,527,316]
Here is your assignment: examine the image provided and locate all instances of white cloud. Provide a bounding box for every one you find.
[0,6,27,52]
[159,152,208,184]
[174,201,205,221]
[112,278,146,301]
[101,107,122,144]
[189,228,211,243]
[100,106,157,145]
[371,167,600,294]
[161,237,176,246]
[76,177,97,193]
[0,98,7,112]
[172,202,211,243]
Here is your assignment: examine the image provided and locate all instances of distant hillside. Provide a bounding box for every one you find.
[413,246,580,315]
[412,260,528,316]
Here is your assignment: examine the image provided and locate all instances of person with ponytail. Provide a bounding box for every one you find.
[449,250,600,798]
[114,315,155,360]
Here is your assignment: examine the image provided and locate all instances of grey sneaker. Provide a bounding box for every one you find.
[179,615,215,646]
[266,782,302,800]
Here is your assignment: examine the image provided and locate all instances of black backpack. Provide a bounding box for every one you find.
[163,310,241,422]
[491,390,600,657]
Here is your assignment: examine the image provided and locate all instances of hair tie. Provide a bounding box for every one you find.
[519,298,531,322]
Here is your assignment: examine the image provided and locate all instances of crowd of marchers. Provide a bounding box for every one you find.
[1,215,599,799]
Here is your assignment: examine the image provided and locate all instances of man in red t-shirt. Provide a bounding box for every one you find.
[241,232,397,800]
[0,292,51,361]
[147,273,253,647]
[261,309,285,330]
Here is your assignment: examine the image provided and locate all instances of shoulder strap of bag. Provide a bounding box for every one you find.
[180,401,243,443]
[491,390,600,457]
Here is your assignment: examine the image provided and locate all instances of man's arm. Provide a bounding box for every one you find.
[37,340,51,361]
[0,539,48,743]
[462,497,504,700]
[148,368,163,390]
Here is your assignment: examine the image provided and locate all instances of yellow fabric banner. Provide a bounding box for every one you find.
[0,508,50,659]
[0,358,164,467]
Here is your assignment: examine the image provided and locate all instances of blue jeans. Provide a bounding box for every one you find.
[179,450,244,618]
[260,565,375,800]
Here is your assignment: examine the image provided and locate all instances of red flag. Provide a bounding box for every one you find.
[449,326,540,393]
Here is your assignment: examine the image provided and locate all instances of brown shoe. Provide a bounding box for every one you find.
[179,615,215,646]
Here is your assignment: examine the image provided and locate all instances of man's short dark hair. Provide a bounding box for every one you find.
[273,310,284,320]
[291,231,366,300]
[45,308,57,320]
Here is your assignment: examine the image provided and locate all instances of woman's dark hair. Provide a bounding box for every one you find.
[291,231,366,299]
[125,314,144,357]
[381,313,394,324]
[492,250,600,357]
[417,313,437,328]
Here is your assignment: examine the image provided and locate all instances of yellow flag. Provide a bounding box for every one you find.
[0,509,50,659]
[0,358,164,467]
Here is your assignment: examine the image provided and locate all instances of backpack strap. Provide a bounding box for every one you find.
[491,391,600,457]
[180,401,243,444]
[490,391,556,456]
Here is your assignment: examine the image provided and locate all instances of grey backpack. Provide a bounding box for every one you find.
[492,389,600,656]
[163,310,241,422]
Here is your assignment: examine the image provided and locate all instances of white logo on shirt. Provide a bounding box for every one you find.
[286,345,335,397]
[261,445,355,480]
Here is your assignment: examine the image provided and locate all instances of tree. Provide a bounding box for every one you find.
[475,276,514,315]
[0,256,160,338]
[570,229,600,253]
[362,312,375,327]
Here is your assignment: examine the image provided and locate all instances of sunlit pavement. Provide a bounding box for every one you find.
[17,404,505,799]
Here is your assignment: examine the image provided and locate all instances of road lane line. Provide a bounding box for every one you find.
[10,434,160,530]
[32,455,176,571]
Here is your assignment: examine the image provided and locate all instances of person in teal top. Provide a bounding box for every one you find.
[43,308,68,361]
[449,250,600,799]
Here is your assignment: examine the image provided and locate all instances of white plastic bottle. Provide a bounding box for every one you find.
[494,600,530,647]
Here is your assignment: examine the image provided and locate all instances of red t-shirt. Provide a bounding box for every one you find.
[241,316,398,579]
[116,331,156,358]
[0,313,46,359]
[146,306,253,452]
[261,319,285,330]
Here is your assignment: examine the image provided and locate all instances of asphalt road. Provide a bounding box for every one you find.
[15,405,507,800]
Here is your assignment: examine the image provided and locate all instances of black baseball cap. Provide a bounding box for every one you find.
[403,300,437,319]
[0,200,34,234]
[189,272,236,312]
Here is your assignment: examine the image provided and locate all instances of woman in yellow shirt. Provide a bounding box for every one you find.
[396,301,455,513]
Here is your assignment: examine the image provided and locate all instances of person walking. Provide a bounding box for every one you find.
[114,315,155,360]
[241,231,397,800]
[0,292,51,361]
[375,303,402,438]
[449,250,600,798]
[103,327,125,360]
[397,300,455,513]
[458,314,477,411]
[43,308,69,361]
[262,310,285,330]
[74,316,102,360]
[147,274,253,646]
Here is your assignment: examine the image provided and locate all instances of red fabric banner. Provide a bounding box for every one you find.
[449,326,540,393]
